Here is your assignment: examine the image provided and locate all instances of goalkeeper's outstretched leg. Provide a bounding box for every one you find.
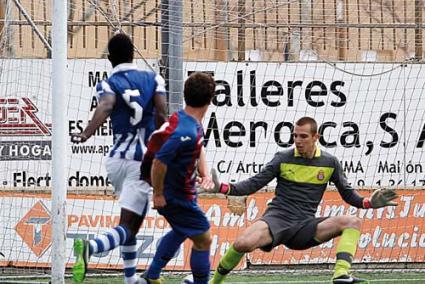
[211,216,368,284]
[210,220,272,284]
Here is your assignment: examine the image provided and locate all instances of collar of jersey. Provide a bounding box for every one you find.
[111,63,138,75]
[294,147,321,158]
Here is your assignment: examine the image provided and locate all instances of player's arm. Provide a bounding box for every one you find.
[70,94,115,143]
[151,158,167,209]
[151,131,182,208]
[197,147,214,191]
[332,157,398,208]
[208,152,281,196]
[153,74,167,128]
[331,161,364,208]
[198,147,209,177]
[153,93,167,128]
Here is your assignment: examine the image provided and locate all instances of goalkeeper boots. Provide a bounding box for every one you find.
[73,238,89,283]
[333,274,368,283]
[138,271,164,284]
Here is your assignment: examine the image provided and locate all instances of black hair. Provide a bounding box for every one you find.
[107,33,134,66]
[184,72,216,107]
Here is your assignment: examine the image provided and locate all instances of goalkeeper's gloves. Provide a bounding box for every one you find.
[210,168,231,194]
[363,188,398,209]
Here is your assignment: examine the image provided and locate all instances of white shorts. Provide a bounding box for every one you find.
[105,157,152,216]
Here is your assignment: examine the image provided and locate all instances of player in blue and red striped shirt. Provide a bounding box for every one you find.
[140,72,216,284]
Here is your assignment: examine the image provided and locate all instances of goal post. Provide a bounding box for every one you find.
[51,0,67,283]
[163,0,184,115]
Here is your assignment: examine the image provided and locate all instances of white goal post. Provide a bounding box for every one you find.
[51,0,68,282]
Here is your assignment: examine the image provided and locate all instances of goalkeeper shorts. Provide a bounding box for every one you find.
[105,157,152,216]
[260,212,328,251]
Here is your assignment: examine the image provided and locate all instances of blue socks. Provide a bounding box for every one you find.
[146,230,211,284]
[146,230,186,279]
[190,248,210,284]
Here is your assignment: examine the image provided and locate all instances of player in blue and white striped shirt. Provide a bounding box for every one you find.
[70,33,167,284]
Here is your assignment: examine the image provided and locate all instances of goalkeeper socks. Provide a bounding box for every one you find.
[122,237,138,284]
[211,245,244,284]
[88,225,130,255]
[333,228,361,279]
[190,248,210,284]
[146,230,186,280]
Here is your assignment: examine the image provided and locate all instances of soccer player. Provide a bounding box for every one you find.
[70,33,167,284]
[206,116,398,284]
[139,72,216,284]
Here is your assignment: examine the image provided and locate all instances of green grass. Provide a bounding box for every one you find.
[61,272,425,284]
[2,272,425,284]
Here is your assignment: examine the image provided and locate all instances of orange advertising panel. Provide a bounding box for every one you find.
[245,191,425,265]
[1,190,424,270]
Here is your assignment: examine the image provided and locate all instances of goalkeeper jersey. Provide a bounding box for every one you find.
[229,148,364,219]
[141,110,204,201]
[96,63,166,161]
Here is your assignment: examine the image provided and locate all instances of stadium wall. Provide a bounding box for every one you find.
[0,0,424,61]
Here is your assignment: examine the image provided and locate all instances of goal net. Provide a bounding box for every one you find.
[0,0,424,281]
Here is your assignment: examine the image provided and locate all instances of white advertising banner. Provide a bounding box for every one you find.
[1,191,424,268]
[0,60,424,188]
[0,194,185,268]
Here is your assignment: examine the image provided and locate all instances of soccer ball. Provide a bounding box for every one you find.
[181,274,194,284]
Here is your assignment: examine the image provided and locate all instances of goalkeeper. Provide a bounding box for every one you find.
[206,116,398,284]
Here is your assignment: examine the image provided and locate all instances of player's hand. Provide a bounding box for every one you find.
[197,175,215,192]
[153,193,167,209]
[210,168,222,193]
[199,168,231,194]
[366,188,398,208]
[70,133,88,144]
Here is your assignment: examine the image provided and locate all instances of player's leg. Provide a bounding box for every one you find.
[144,229,186,283]
[210,220,272,284]
[73,158,131,282]
[118,162,152,284]
[187,230,212,284]
[73,218,133,282]
[72,237,90,283]
[143,202,189,284]
[145,200,212,284]
[315,216,365,283]
[119,207,146,284]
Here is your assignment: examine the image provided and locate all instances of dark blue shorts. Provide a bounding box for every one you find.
[158,198,210,238]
